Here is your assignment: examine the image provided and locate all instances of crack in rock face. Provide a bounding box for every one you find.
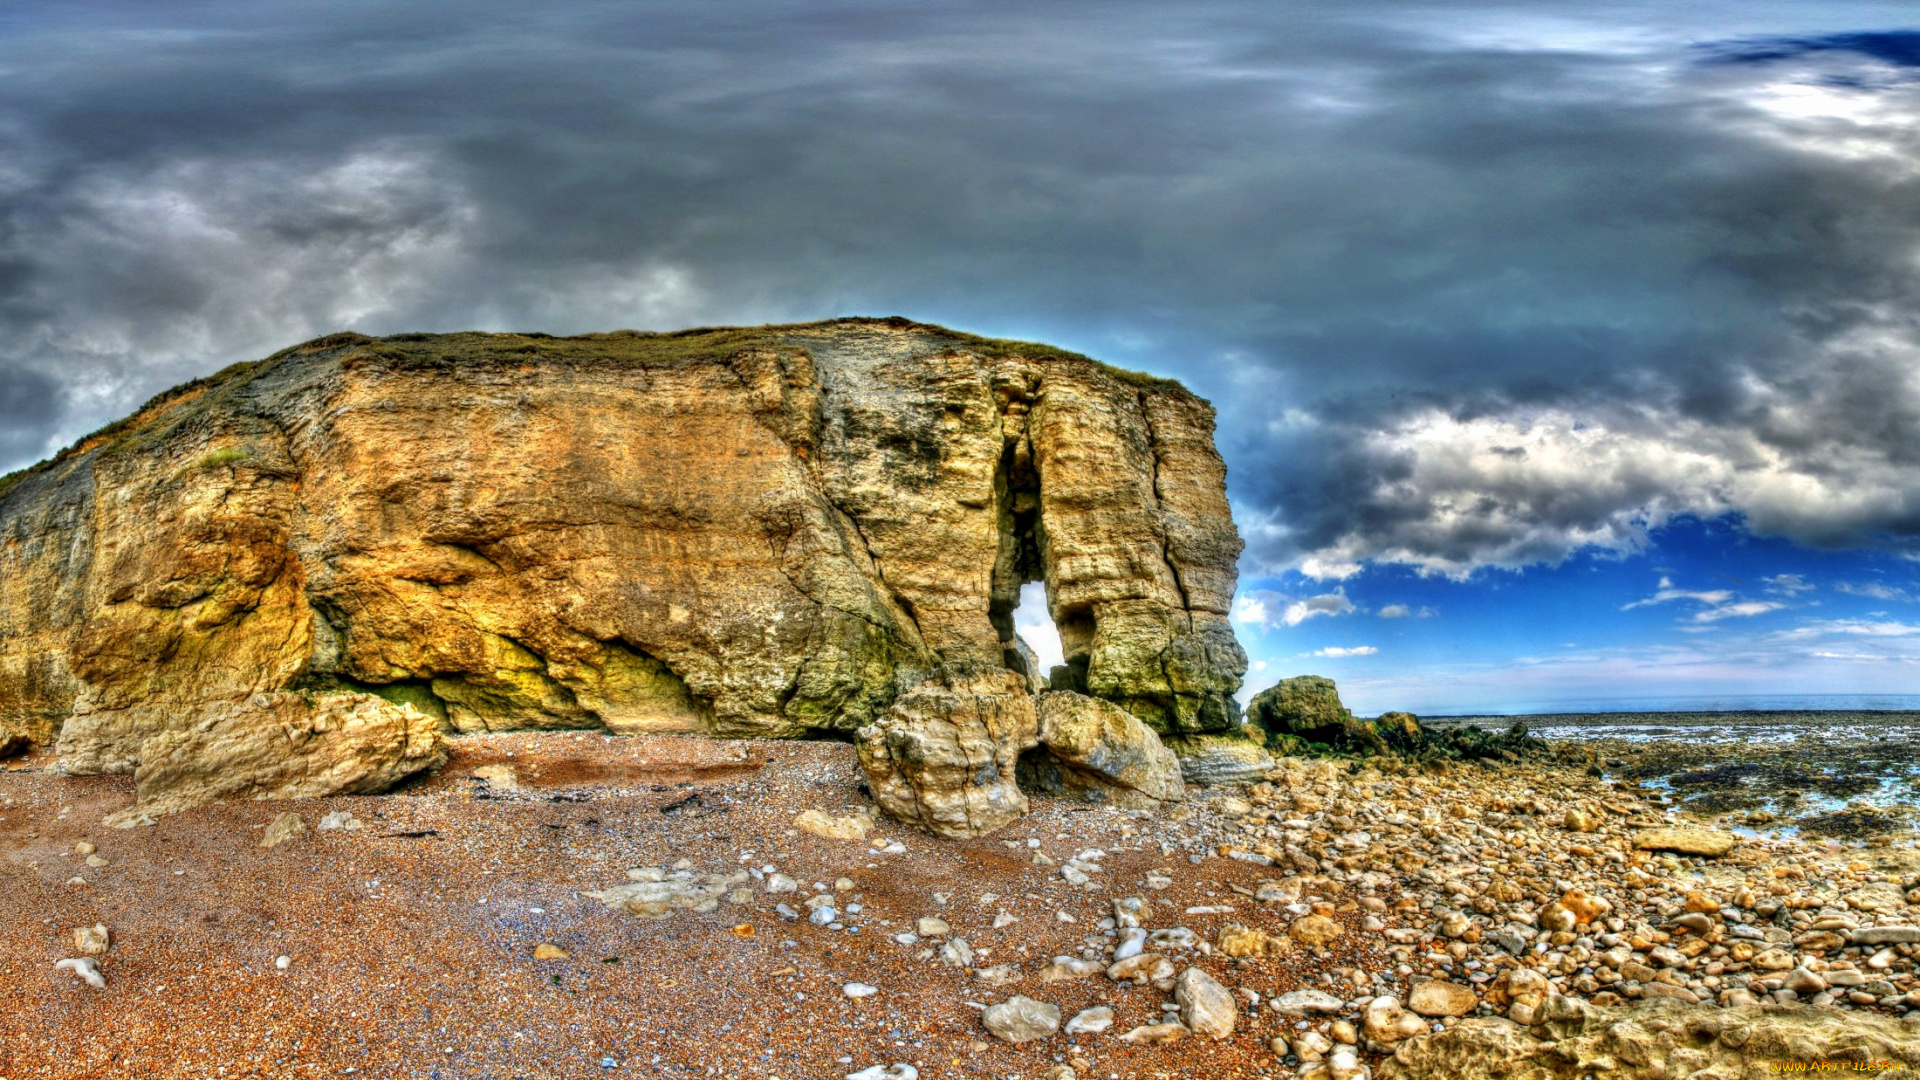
[0,319,1246,836]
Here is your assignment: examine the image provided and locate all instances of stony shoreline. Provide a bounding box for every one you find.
[10,731,1920,1078]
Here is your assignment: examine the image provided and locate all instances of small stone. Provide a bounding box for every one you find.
[1113,926,1148,960]
[1505,968,1551,1009]
[846,1066,919,1080]
[317,810,364,831]
[259,812,306,848]
[1271,989,1346,1015]
[940,938,974,967]
[534,943,570,960]
[1783,968,1827,995]
[1174,966,1236,1040]
[471,764,520,790]
[1632,827,1738,857]
[1563,808,1596,832]
[1064,1006,1115,1034]
[54,957,105,989]
[1294,1030,1333,1060]
[72,924,109,955]
[916,917,951,937]
[843,981,879,998]
[766,873,798,894]
[1408,979,1477,1017]
[982,995,1061,1044]
[1363,995,1428,1044]
[1558,889,1609,925]
[794,809,874,841]
[1107,953,1175,985]
[1330,1019,1357,1044]
[1849,926,1920,946]
[275,955,291,970]
[1116,1022,1188,1045]
[1290,913,1344,947]
[1218,922,1287,958]
[1536,903,1576,934]
[974,964,1021,987]
[1038,956,1103,982]
[74,841,96,855]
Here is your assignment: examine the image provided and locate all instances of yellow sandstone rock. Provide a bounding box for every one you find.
[0,321,1246,835]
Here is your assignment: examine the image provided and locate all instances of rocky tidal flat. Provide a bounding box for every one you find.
[13,729,1920,1079]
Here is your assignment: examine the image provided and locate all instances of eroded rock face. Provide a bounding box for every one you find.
[1018,690,1184,808]
[0,320,1244,829]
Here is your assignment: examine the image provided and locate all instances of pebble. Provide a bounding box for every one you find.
[1289,913,1343,947]
[1271,989,1346,1015]
[843,982,878,998]
[845,1067,918,1080]
[317,810,364,831]
[259,812,307,849]
[54,957,105,989]
[1174,966,1237,1039]
[1064,1006,1114,1034]
[981,995,1060,1044]
[1408,979,1477,1017]
[1116,1022,1188,1045]
[72,924,109,955]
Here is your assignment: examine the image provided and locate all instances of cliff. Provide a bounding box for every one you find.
[0,318,1245,831]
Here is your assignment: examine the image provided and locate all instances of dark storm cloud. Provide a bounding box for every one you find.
[5,0,1920,580]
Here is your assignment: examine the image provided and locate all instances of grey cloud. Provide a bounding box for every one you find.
[5,2,1920,578]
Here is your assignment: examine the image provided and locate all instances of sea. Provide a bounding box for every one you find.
[1423,696,1920,840]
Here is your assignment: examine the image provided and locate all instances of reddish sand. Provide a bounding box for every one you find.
[1,734,1377,1080]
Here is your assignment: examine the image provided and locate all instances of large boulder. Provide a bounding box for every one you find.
[855,666,1039,838]
[1246,675,1388,755]
[1018,690,1185,808]
[100,691,445,827]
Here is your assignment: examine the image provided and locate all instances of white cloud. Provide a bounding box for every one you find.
[1377,603,1436,619]
[1306,645,1377,658]
[1689,600,1783,624]
[1622,585,1733,611]
[1836,581,1914,602]
[1283,591,1357,627]
[1234,588,1357,630]
[1776,618,1920,640]
[1764,574,1814,596]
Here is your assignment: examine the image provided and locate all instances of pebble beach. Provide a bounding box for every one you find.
[10,727,1920,1079]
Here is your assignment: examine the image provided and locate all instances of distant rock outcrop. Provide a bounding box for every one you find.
[0,318,1245,832]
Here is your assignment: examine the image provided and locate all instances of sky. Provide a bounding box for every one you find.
[7,1,1920,714]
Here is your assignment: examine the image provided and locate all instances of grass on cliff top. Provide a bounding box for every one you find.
[0,317,1182,498]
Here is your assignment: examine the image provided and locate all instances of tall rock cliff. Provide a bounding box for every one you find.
[0,318,1245,831]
